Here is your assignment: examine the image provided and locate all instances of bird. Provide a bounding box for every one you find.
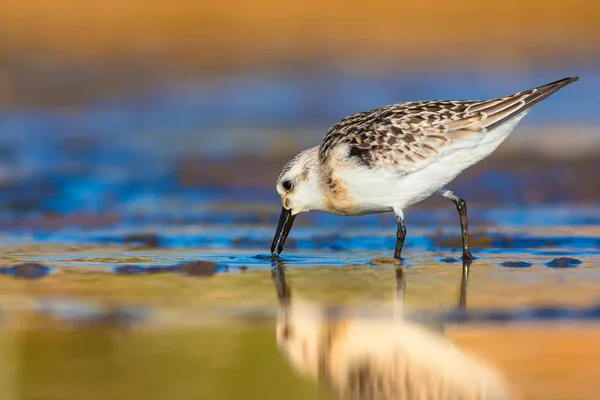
[271,77,579,260]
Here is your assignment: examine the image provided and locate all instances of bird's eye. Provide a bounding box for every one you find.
[282,180,293,191]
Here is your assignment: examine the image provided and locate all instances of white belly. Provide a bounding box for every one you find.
[338,115,525,213]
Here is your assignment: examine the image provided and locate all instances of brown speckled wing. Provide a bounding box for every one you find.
[318,77,579,174]
[319,100,476,174]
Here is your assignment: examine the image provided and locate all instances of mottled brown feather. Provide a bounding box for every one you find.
[318,77,579,175]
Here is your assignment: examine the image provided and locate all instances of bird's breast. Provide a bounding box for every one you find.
[322,177,393,216]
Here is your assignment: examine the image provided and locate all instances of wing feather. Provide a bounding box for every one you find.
[319,77,579,174]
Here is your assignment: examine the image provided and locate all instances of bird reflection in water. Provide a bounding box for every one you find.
[271,260,516,400]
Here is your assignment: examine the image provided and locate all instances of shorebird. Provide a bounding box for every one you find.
[271,77,579,260]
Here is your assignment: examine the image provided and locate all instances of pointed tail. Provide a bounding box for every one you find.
[471,76,580,132]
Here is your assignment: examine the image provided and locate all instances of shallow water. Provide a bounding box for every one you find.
[2,69,600,398]
[2,201,600,399]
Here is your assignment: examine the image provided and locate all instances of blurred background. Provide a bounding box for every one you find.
[1,2,600,399]
[1,0,599,224]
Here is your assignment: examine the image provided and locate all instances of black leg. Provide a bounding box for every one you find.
[441,190,474,261]
[453,197,474,261]
[394,216,407,260]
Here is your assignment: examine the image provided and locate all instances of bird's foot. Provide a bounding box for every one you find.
[462,251,476,261]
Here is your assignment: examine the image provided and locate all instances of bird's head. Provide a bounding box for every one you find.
[271,146,324,256]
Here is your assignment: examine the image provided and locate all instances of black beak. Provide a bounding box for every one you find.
[271,207,297,256]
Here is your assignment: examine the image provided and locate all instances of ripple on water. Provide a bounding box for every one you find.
[0,263,53,279]
[545,257,583,268]
[499,261,533,268]
[113,261,229,277]
[439,257,460,264]
[430,232,600,251]
[443,303,600,324]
